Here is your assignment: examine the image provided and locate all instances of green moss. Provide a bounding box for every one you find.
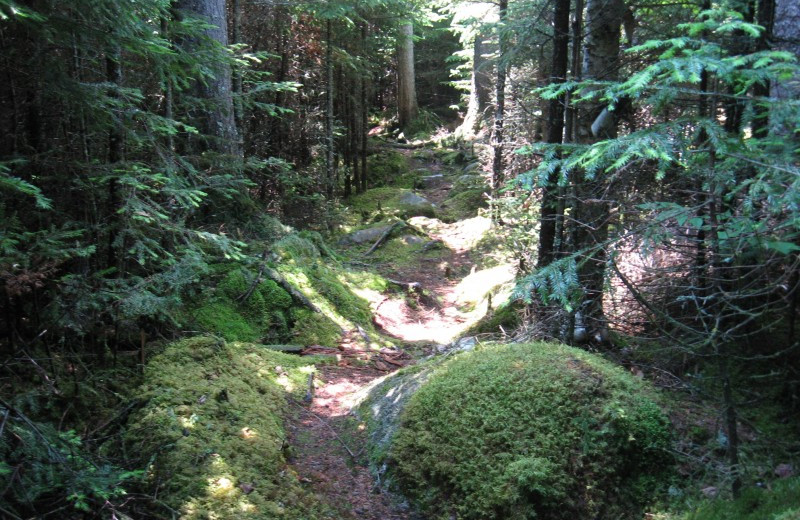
[190,267,294,343]
[124,337,331,519]
[379,342,674,520]
[193,301,261,342]
[368,150,411,187]
[441,188,487,222]
[348,187,436,221]
[291,309,343,347]
[466,301,522,335]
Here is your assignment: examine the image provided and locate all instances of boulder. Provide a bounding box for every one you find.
[339,224,394,245]
[394,192,436,218]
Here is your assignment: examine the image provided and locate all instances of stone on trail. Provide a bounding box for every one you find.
[394,192,436,218]
[339,224,394,245]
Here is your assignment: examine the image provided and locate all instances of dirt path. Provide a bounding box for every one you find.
[288,150,490,518]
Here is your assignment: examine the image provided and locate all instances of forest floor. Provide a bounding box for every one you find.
[287,145,500,518]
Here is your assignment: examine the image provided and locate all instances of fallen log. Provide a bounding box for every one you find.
[364,220,406,256]
[264,267,321,313]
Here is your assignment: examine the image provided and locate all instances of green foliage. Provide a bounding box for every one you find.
[0,411,140,516]
[124,336,330,519]
[290,309,343,347]
[383,343,673,519]
[366,150,412,188]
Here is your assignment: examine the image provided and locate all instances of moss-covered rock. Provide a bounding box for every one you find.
[368,150,415,188]
[361,342,674,520]
[124,336,331,519]
[349,187,436,221]
[466,301,522,335]
[190,267,294,343]
[440,188,487,222]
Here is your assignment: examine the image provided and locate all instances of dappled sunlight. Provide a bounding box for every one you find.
[453,263,515,309]
[408,215,493,251]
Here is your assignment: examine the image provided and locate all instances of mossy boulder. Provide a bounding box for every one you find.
[124,336,330,519]
[349,187,436,220]
[360,342,674,520]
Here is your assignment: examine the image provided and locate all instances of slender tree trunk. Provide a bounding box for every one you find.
[752,0,775,138]
[360,22,369,194]
[231,0,244,148]
[397,22,419,131]
[325,18,335,197]
[537,0,571,268]
[491,0,508,224]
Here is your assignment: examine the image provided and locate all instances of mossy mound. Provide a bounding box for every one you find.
[274,233,384,347]
[365,342,673,520]
[124,336,331,519]
[368,149,416,188]
[440,187,487,222]
[190,266,294,343]
[466,301,522,335]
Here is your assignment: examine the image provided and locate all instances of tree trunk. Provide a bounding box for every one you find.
[175,0,239,155]
[360,22,369,194]
[397,22,419,131]
[574,0,625,341]
[491,0,508,224]
[460,32,491,136]
[326,18,335,198]
[537,0,571,268]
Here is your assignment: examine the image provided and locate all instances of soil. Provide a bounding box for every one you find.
[287,145,489,519]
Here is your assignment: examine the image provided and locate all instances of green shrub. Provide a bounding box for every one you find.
[382,342,674,520]
[681,478,800,520]
[124,336,330,519]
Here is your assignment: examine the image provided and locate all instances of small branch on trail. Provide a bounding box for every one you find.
[292,401,358,461]
[385,141,426,150]
[264,267,321,313]
[364,221,406,256]
[421,239,443,252]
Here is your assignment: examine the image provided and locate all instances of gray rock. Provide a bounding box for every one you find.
[394,192,436,218]
[338,224,393,245]
[399,234,425,245]
[419,173,445,188]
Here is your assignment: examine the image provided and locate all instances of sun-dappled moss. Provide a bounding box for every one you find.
[124,336,332,519]
[440,188,487,222]
[348,187,436,220]
[190,267,293,343]
[466,301,522,335]
[290,309,343,347]
[367,342,674,520]
[367,150,412,187]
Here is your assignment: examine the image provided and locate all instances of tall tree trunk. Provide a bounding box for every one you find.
[491,0,508,224]
[397,22,419,131]
[460,32,491,136]
[537,0,571,268]
[573,0,625,341]
[325,18,335,198]
[231,0,244,149]
[175,0,239,156]
[360,22,369,194]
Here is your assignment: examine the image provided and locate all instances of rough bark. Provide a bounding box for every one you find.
[491,0,508,223]
[574,0,625,340]
[397,22,419,131]
[537,0,571,268]
[175,0,239,155]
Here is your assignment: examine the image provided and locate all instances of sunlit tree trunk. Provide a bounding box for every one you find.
[397,22,419,131]
[460,32,491,137]
[491,0,508,223]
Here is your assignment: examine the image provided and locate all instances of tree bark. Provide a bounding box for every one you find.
[574,0,625,341]
[537,0,571,268]
[326,18,335,198]
[397,22,419,131]
[491,0,508,223]
[460,32,491,136]
[175,0,239,155]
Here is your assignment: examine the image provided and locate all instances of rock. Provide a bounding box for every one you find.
[399,234,425,245]
[338,224,393,245]
[262,344,304,353]
[418,173,445,188]
[395,192,436,218]
[436,336,477,354]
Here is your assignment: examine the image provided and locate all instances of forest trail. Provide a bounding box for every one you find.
[288,145,497,518]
